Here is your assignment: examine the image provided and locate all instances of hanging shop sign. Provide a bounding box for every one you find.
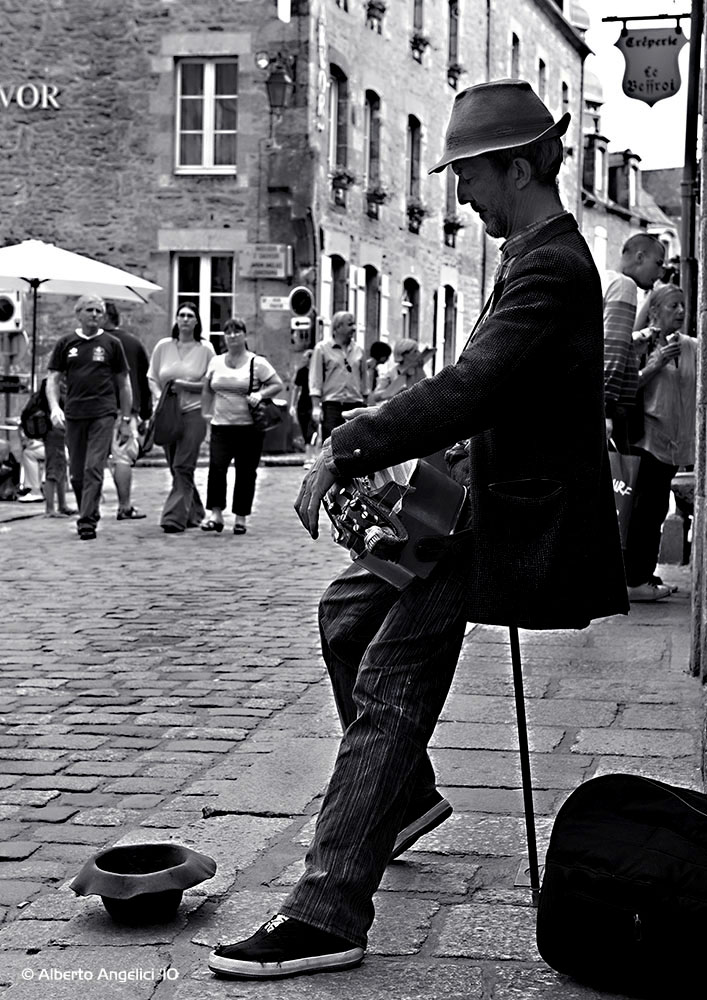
[0,83,61,111]
[615,26,688,107]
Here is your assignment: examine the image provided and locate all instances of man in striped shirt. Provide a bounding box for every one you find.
[602,233,665,450]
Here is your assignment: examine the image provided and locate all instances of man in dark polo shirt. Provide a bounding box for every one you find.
[46,295,133,540]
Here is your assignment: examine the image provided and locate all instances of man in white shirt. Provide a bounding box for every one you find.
[309,312,367,441]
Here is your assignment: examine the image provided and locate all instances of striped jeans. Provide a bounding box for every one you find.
[280,558,468,947]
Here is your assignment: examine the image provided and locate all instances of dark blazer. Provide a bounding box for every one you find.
[329,214,629,630]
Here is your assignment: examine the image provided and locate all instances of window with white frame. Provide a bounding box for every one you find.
[176,59,238,173]
[173,254,235,343]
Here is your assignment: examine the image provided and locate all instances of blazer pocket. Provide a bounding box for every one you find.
[488,477,564,506]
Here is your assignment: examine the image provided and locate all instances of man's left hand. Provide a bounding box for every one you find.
[294,446,337,539]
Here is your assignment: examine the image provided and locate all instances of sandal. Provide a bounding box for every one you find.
[233,524,247,535]
[201,519,224,533]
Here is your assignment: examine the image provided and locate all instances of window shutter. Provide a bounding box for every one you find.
[349,265,366,348]
[434,285,446,374]
[379,274,390,342]
[320,255,333,341]
[455,291,465,361]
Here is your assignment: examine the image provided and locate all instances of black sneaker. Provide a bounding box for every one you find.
[78,527,97,540]
[391,790,453,860]
[117,506,146,521]
[208,914,364,980]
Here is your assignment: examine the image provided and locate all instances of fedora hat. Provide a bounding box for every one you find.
[429,78,570,174]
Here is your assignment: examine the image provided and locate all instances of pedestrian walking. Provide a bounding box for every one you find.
[17,434,45,504]
[208,79,628,981]
[293,349,318,468]
[372,339,435,402]
[366,340,392,396]
[200,317,283,535]
[46,296,133,540]
[624,284,695,602]
[147,301,214,534]
[102,301,152,521]
[309,312,367,441]
[602,234,665,452]
[22,376,74,517]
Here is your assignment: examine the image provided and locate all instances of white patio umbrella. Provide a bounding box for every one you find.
[0,240,162,389]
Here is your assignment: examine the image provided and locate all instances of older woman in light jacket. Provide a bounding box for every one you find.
[624,284,696,601]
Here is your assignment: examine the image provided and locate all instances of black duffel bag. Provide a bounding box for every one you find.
[537,773,707,999]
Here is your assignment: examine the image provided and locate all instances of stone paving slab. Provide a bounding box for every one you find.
[434,902,539,961]
[0,469,704,1000]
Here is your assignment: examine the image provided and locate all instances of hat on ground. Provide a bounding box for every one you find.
[429,78,570,174]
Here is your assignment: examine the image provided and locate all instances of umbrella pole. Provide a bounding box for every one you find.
[29,279,39,393]
[509,624,540,906]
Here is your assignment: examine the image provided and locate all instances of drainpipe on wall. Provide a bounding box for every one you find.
[688,0,706,677]
[479,0,492,306]
[575,57,585,227]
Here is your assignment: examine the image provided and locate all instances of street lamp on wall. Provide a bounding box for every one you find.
[265,55,295,112]
[257,51,295,142]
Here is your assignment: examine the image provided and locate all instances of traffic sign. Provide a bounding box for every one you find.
[260,296,289,311]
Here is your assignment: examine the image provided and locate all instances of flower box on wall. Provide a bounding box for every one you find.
[365,184,389,219]
[447,62,465,89]
[407,198,428,234]
[410,31,430,62]
[331,165,356,190]
[367,0,386,32]
[443,213,465,247]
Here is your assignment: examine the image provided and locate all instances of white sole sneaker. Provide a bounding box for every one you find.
[391,796,453,860]
[208,946,364,979]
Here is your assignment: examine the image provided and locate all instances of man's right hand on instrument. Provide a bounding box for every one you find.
[50,406,65,430]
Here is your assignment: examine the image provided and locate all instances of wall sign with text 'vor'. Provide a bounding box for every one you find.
[615,26,688,107]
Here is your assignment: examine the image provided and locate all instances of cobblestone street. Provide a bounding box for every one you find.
[0,463,704,999]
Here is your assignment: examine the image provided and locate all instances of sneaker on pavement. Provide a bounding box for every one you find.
[18,492,44,503]
[208,914,364,980]
[117,506,146,520]
[627,582,671,602]
[78,526,97,540]
[391,790,453,860]
[649,574,678,594]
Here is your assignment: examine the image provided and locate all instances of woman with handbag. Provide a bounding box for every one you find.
[624,284,696,601]
[200,317,283,535]
[147,302,215,533]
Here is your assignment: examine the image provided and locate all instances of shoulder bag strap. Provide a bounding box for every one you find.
[248,357,255,394]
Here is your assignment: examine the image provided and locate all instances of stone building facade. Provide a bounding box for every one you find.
[0,0,588,394]
[579,70,680,276]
